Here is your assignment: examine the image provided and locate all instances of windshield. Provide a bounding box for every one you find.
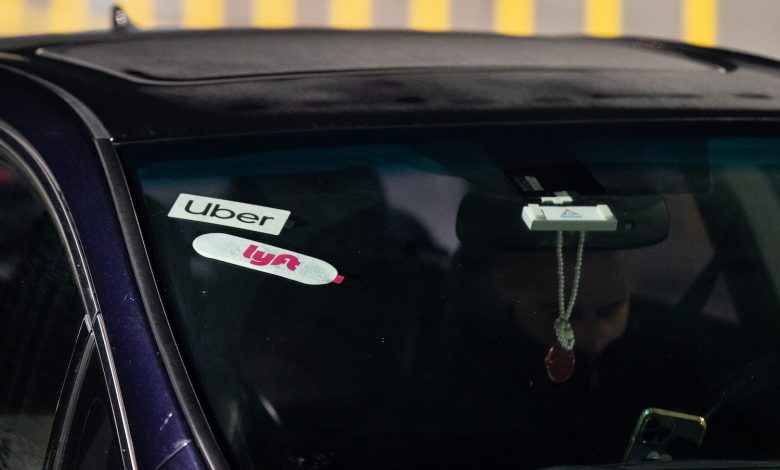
[121,125,780,469]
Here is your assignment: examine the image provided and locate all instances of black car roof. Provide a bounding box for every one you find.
[26,30,716,81]
[1,29,779,141]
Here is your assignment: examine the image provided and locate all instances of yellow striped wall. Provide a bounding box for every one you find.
[0,0,776,58]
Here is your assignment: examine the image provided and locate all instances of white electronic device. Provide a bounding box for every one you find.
[522,203,618,232]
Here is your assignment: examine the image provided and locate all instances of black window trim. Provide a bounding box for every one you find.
[0,121,137,470]
[51,318,125,470]
[96,139,230,470]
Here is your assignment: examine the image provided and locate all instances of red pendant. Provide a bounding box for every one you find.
[545,345,575,383]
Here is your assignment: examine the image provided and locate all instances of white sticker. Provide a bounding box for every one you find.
[168,193,290,235]
[192,233,344,285]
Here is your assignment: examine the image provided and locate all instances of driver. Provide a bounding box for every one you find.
[490,249,631,361]
[440,246,705,465]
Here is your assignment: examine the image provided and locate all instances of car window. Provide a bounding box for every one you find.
[0,156,85,469]
[58,340,123,470]
[121,127,780,469]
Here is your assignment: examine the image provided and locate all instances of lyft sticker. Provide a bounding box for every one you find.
[192,233,344,285]
[168,193,290,235]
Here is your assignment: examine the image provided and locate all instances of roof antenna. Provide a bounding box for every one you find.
[111,5,138,33]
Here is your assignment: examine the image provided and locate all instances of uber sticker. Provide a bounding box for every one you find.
[168,193,290,235]
[192,233,344,285]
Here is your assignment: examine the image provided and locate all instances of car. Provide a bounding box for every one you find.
[1,24,780,470]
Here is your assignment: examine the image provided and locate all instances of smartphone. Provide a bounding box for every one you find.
[623,408,707,462]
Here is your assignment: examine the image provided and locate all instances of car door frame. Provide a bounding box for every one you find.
[0,121,137,470]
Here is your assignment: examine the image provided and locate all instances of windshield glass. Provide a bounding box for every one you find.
[121,125,780,469]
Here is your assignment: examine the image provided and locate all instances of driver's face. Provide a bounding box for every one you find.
[494,251,630,358]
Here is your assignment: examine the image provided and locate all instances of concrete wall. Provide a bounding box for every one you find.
[0,0,778,59]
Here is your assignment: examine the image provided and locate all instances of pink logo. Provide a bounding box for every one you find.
[242,244,301,271]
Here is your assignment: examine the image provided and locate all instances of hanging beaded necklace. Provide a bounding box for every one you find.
[545,230,586,383]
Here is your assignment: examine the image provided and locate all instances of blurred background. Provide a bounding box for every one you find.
[0,0,778,58]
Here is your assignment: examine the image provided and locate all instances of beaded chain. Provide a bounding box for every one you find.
[554,230,586,351]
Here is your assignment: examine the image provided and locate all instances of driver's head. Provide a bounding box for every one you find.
[492,250,630,358]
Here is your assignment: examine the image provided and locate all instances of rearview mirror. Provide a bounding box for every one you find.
[456,192,669,251]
